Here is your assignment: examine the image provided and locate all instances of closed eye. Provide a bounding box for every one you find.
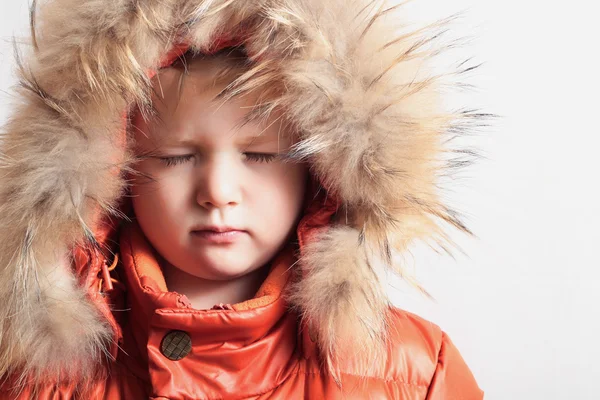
[159,154,194,167]
[243,153,278,163]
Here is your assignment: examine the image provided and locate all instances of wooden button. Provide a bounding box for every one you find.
[160,330,192,361]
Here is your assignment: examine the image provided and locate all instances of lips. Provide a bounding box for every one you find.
[190,229,246,244]
[191,225,245,233]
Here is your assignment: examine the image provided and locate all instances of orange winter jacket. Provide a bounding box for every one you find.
[0,182,483,399]
[0,0,487,398]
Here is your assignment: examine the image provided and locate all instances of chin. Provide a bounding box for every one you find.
[189,259,256,281]
[204,268,254,281]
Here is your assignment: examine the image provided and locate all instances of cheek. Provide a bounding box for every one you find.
[287,163,309,211]
[131,168,191,226]
[255,163,308,220]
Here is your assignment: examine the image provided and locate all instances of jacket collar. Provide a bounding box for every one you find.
[117,220,304,396]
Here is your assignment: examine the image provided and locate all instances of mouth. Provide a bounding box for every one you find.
[192,225,245,233]
[190,228,246,244]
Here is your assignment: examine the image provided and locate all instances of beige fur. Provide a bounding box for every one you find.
[0,0,487,387]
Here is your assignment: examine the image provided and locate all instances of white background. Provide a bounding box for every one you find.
[1,1,598,399]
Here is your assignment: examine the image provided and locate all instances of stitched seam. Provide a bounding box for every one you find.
[300,369,428,387]
[424,332,446,399]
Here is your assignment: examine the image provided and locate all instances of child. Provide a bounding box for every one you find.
[0,0,485,398]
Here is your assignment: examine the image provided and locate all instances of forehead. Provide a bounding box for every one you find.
[133,56,290,147]
[151,56,243,121]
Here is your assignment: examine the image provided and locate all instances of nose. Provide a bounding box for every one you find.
[196,153,242,210]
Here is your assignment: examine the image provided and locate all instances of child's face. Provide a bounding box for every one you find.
[130,58,308,281]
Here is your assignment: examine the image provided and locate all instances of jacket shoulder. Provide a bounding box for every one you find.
[383,307,443,385]
[318,308,443,397]
[327,308,442,384]
[384,307,484,399]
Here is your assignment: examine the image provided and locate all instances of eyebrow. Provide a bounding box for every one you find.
[162,134,279,148]
[238,134,279,147]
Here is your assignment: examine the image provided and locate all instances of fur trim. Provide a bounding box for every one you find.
[0,0,489,385]
[286,226,392,384]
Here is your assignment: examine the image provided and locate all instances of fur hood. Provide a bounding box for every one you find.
[0,0,487,385]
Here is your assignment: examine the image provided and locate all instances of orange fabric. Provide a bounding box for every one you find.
[126,225,169,292]
[1,303,484,400]
[425,332,484,400]
[107,211,482,400]
[232,256,290,312]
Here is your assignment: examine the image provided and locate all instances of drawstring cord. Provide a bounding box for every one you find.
[98,253,123,293]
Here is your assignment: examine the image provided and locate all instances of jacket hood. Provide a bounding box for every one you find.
[0,0,487,385]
